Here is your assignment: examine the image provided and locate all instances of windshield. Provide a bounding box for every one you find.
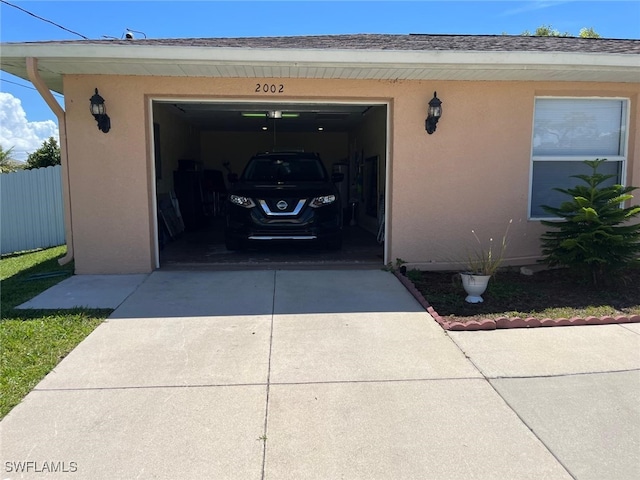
[242,157,327,182]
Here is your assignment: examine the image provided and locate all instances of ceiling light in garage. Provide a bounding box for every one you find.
[241,112,300,119]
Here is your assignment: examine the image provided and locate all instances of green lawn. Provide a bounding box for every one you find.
[0,246,111,419]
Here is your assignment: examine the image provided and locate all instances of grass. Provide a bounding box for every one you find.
[0,246,111,419]
[408,265,640,323]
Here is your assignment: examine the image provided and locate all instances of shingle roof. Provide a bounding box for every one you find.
[14,34,640,55]
[3,33,638,92]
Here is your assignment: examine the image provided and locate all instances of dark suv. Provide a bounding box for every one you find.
[225,152,343,250]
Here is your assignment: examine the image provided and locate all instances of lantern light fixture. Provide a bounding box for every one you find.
[425,91,442,134]
[90,88,111,133]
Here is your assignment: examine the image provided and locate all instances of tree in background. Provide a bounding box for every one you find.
[24,137,61,170]
[0,145,23,173]
[522,25,570,37]
[521,25,600,38]
[579,27,601,38]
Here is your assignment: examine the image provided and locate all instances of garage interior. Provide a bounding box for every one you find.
[152,100,387,269]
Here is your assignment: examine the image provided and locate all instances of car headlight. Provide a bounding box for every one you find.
[310,195,336,208]
[229,195,256,208]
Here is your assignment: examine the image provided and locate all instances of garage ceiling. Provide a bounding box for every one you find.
[159,101,376,132]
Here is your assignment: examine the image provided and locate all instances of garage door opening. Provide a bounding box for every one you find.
[151,100,388,269]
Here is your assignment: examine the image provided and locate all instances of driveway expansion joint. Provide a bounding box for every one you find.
[484,379,579,480]
[268,376,485,386]
[260,270,277,480]
[486,367,640,381]
[31,377,490,394]
[446,335,580,480]
[33,382,270,392]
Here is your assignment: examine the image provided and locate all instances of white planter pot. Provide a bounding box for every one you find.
[460,273,491,303]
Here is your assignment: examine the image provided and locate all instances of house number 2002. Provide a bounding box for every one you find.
[255,83,284,93]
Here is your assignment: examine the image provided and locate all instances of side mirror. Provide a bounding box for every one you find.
[227,173,238,183]
[331,172,344,183]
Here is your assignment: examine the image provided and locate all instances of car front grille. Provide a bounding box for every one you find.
[258,198,307,216]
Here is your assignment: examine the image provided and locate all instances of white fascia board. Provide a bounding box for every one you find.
[2,43,639,71]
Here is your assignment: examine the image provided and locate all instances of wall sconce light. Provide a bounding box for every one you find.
[425,91,442,134]
[89,88,111,133]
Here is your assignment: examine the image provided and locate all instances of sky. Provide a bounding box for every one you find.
[1,0,639,160]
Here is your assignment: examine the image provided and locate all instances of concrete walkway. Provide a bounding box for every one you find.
[1,270,639,479]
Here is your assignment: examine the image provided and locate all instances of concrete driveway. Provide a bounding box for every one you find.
[1,270,639,479]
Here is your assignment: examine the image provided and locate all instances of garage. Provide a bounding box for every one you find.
[151,99,388,269]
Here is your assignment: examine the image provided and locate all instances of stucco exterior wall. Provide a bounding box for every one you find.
[392,82,639,270]
[62,75,639,274]
[64,76,154,274]
[392,81,540,268]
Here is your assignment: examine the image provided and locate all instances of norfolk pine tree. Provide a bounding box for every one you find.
[540,159,640,286]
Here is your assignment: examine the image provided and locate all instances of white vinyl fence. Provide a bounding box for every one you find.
[1,166,65,255]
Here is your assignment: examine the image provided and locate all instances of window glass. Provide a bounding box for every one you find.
[243,157,326,182]
[530,160,621,217]
[533,99,625,157]
[530,98,627,219]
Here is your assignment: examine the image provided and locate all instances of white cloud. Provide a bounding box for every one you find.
[0,92,59,162]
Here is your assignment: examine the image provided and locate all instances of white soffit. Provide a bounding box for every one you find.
[1,43,639,93]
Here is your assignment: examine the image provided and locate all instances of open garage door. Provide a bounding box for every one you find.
[151,100,388,269]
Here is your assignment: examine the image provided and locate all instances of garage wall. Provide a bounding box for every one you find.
[153,103,200,195]
[200,131,349,176]
[61,74,639,274]
[350,106,387,235]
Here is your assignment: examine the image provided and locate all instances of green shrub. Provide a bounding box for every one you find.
[539,159,640,286]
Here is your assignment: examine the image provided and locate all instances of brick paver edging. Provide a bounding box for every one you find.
[393,271,640,331]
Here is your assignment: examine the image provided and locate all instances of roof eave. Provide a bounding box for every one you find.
[1,43,638,93]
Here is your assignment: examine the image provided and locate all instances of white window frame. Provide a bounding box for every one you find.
[528,96,630,220]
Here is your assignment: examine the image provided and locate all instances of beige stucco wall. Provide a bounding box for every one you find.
[64,76,154,274]
[393,82,639,270]
[62,74,639,274]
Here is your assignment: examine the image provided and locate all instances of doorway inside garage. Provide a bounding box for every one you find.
[151,100,388,269]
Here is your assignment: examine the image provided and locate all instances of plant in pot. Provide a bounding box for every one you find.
[460,220,512,303]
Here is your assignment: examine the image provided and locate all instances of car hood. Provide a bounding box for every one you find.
[230,181,337,198]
